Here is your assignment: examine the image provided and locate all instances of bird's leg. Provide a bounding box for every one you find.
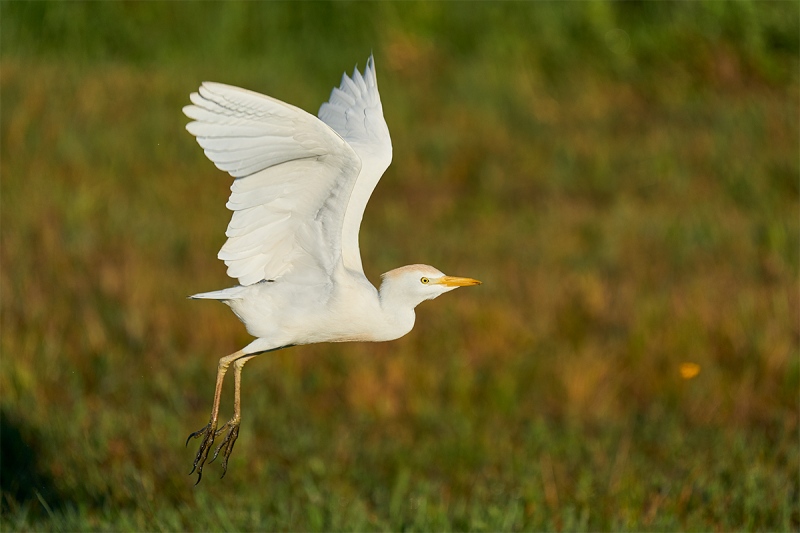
[210,354,257,478]
[186,349,244,483]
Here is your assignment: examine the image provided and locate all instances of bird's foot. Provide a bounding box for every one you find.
[186,421,218,484]
[210,417,241,478]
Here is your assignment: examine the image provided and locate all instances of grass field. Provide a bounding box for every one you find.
[1,2,798,531]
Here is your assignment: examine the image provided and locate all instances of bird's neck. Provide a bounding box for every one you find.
[376,281,417,341]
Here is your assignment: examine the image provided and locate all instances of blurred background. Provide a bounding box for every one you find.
[1,2,798,530]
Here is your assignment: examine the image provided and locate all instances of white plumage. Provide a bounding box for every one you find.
[183,56,480,483]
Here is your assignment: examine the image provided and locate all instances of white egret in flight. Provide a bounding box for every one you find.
[183,55,481,483]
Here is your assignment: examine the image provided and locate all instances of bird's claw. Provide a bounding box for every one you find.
[186,421,217,484]
[210,419,241,478]
[186,423,211,448]
[186,418,241,483]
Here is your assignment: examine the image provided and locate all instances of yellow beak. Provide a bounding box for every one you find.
[437,276,482,287]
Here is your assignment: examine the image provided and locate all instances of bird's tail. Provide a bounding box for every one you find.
[188,286,248,300]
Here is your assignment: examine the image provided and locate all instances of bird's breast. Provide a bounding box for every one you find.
[308,282,415,344]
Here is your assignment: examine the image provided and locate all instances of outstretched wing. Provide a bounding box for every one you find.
[318,55,393,274]
[184,82,362,286]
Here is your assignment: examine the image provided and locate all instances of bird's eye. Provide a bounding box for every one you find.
[420,277,430,284]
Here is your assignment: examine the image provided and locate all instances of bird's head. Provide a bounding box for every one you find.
[379,264,481,309]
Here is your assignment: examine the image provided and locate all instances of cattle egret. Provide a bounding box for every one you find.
[183,55,481,483]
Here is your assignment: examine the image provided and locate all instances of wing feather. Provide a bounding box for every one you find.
[186,56,393,285]
[185,81,361,285]
[318,55,393,273]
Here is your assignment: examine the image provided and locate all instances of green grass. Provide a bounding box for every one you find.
[1,1,798,530]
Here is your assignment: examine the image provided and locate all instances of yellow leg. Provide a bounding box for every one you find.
[209,354,257,477]
[186,349,245,483]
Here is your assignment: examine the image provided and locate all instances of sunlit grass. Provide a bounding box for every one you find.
[1,2,798,531]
